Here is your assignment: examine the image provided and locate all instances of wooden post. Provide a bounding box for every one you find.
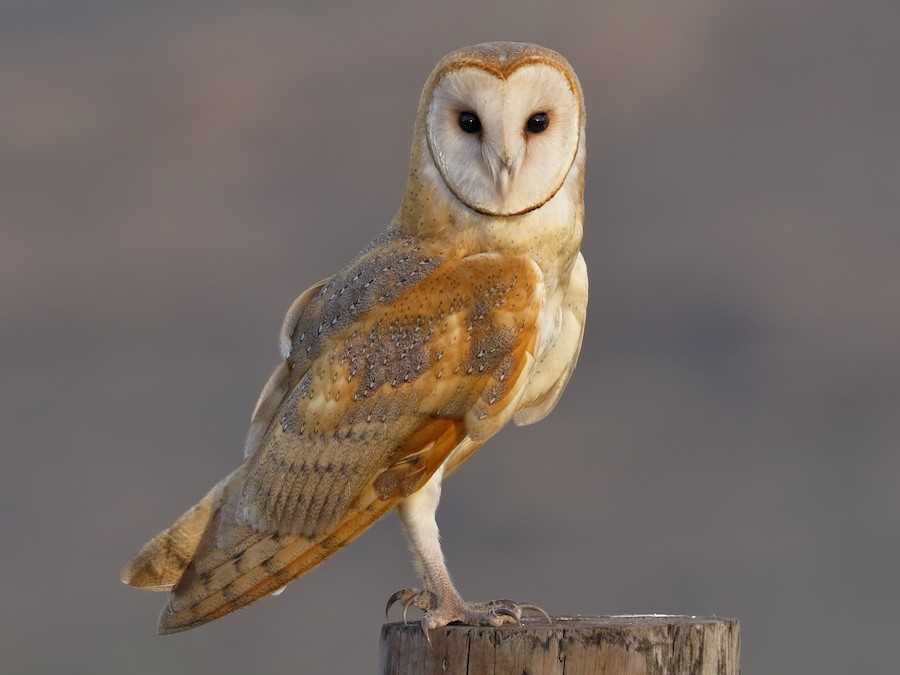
[379,615,740,675]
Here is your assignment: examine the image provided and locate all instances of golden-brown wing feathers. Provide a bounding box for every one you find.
[238,240,543,538]
[158,418,466,633]
[120,467,244,591]
[243,278,330,460]
[120,278,332,593]
[145,229,544,632]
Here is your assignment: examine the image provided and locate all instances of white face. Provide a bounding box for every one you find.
[425,63,581,217]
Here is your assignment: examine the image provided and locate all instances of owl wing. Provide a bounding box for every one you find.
[156,244,545,633]
[121,277,330,593]
[241,277,332,460]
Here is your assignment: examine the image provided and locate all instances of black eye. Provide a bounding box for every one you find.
[458,111,482,134]
[526,112,549,133]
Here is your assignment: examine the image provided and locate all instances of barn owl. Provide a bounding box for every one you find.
[122,41,588,635]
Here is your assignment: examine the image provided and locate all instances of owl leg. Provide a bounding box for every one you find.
[389,466,549,633]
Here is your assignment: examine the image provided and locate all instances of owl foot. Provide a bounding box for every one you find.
[385,588,552,641]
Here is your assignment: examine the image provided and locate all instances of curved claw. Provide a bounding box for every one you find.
[402,595,418,625]
[517,602,553,624]
[385,589,407,619]
[386,588,438,625]
[483,598,551,624]
[491,606,521,624]
[420,615,433,647]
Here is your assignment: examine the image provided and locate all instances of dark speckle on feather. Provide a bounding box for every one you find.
[289,228,443,375]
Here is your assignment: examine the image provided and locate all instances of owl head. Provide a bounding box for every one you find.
[400,42,585,229]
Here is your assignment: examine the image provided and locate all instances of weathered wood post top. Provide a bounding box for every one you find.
[380,614,740,675]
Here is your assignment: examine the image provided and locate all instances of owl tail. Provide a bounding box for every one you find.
[120,468,244,592]
[154,483,396,634]
[128,420,464,633]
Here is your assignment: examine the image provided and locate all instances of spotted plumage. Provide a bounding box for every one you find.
[122,41,588,635]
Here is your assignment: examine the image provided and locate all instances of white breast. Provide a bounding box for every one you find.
[514,252,588,426]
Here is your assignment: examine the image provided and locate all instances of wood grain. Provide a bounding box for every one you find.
[379,615,740,675]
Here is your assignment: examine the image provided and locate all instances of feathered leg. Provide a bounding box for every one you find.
[388,465,549,634]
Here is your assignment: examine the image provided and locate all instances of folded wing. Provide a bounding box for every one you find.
[125,231,545,633]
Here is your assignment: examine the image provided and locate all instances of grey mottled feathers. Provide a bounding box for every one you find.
[229,227,540,541]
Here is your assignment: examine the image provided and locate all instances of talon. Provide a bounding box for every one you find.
[420,615,433,647]
[385,589,406,619]
[492,607,521,623]
[386,588,439,624]
[517,602,552,624]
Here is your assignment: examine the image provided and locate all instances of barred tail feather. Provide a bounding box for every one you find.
[157,484,394,634]
[120,468,243,591]
[153,418,466,633]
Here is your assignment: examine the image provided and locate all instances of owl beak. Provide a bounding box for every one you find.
[497,165,512,202]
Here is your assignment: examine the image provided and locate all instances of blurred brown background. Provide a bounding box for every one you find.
[2,1,897,673]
